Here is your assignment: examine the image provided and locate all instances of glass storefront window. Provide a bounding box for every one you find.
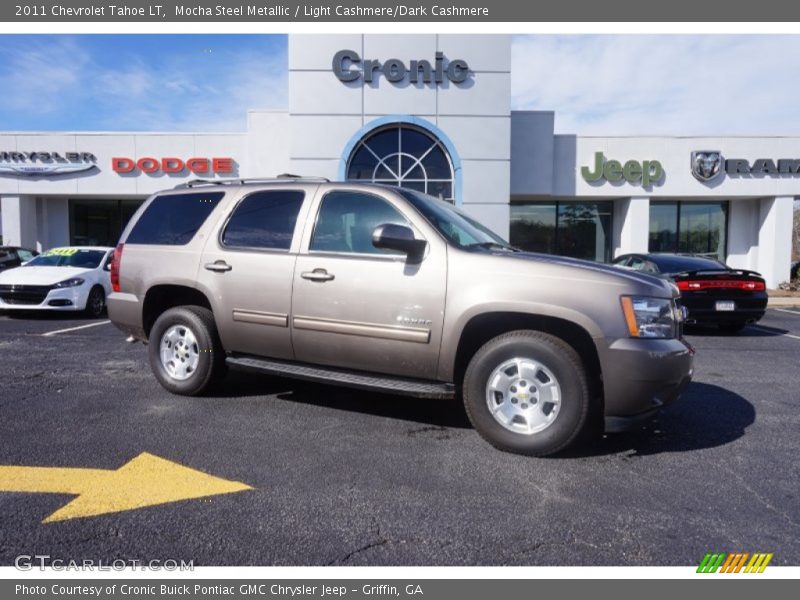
[649,202,678,254]
[70,199,143,247]
[649,201,728,261]
[510,201,613,262]
[346,124,455,203]
[510,203,556,254]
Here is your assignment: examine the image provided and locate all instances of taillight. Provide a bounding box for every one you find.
[676,279,765,291]
[110,243,124,292]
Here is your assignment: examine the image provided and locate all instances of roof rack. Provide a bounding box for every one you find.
[173,174,330,189]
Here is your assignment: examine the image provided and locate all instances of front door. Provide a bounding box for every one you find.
[198,187,311,359]
[291,188,447,380]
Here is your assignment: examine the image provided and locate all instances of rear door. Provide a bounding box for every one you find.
[290,187,447,380]
[197,186,313,359]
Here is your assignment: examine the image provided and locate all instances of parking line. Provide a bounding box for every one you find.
[749,324,800,341]
[41,320,110,337]
[773,308,800,315]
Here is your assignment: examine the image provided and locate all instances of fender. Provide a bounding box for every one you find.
[437,299,605,382]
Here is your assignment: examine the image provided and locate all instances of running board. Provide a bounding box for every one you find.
[226,355,456,399]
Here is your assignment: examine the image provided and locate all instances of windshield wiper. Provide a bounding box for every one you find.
[464,241,518,252]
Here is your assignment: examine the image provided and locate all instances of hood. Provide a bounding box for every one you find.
[0,266,91,286]
[496,250,677,296]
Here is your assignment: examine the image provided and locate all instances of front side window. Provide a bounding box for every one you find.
[17,249,35,262]
[222,190,305,250]
[310,191,408,255]
[126,192,224,246]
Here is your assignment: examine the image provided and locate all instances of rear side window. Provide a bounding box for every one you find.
[126,192,224,245]
[222,190,305,250]
[0,250,18,266]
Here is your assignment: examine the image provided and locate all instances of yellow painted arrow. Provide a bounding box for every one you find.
[0,452,252,523]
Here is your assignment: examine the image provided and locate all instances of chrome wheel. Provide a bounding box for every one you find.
[485,357,562,435]
[159,325,200,381]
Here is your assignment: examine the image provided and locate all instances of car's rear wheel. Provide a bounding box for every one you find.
[84,286,106,318]
[463,330,590,456]
[148,306,224,396]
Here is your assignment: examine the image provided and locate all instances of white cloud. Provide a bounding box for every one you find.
[0,37,90,114]
[88,53,287,131]
[0,36,287,132]
[87,45,288,132]
[512,35,800,136]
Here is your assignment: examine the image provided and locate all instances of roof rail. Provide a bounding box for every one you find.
[174,174,330,189]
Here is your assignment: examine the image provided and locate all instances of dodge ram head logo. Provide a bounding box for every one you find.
[691,151,724,182]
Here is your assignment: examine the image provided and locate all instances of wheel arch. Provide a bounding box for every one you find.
[448,310,604,408]
[142,284,213,339]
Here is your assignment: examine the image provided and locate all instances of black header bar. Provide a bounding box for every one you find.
[3,0,800,22]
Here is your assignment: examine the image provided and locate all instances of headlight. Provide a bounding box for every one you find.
[620,296,676,338]
[53,277,85,288]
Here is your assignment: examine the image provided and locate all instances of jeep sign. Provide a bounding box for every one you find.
[332,50,470,84]
[581,152,664,188]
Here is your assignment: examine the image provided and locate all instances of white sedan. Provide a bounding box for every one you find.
[0,246,113,317]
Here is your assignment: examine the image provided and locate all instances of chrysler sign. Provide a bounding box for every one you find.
[333,50,470,85]
[0,151,97,177]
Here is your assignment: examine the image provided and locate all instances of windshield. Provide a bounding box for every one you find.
[25,249,105,269]
[396,189,513,250]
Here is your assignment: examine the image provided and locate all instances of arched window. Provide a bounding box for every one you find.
[346,124,455,202]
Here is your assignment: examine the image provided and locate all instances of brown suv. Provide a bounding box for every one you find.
[108,177,693,456]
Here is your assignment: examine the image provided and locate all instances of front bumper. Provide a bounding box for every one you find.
[0,284,90,311]
[598,336,694,428]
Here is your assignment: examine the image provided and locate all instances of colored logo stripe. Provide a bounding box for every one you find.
[745,553,773,573]
[697,552,773,573]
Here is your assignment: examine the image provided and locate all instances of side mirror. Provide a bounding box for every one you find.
[103,258,113,272]
[372,224,427,263]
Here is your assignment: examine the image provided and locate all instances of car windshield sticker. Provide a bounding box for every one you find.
[42,248,80,257]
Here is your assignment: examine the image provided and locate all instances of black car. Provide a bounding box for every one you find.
[0,246,38,272]
[612,253,768,333]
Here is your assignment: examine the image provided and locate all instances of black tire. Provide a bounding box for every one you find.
[463,330,590,456]
[719,321,747,334]
[84,286,106,318]
[148,305,225,396]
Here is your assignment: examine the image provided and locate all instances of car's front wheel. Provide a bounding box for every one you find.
[463,330,590,456]
[84,286,106,318]
[148,306,225,396]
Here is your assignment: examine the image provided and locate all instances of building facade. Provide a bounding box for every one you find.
[0,34,796,286]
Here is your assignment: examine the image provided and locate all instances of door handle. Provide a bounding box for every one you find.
[301,268,335,282]
[204,260,232,273]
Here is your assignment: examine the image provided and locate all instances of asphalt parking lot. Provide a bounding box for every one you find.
[0,309,798,566]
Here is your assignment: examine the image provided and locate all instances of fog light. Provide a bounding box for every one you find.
[48,299,73,307]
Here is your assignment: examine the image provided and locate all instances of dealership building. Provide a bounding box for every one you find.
[0,34,796,286]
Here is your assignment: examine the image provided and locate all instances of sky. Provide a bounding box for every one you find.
[0,35,288,132]
[1,34,800,136]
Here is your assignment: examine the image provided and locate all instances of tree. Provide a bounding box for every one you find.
[794,202,800,261]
